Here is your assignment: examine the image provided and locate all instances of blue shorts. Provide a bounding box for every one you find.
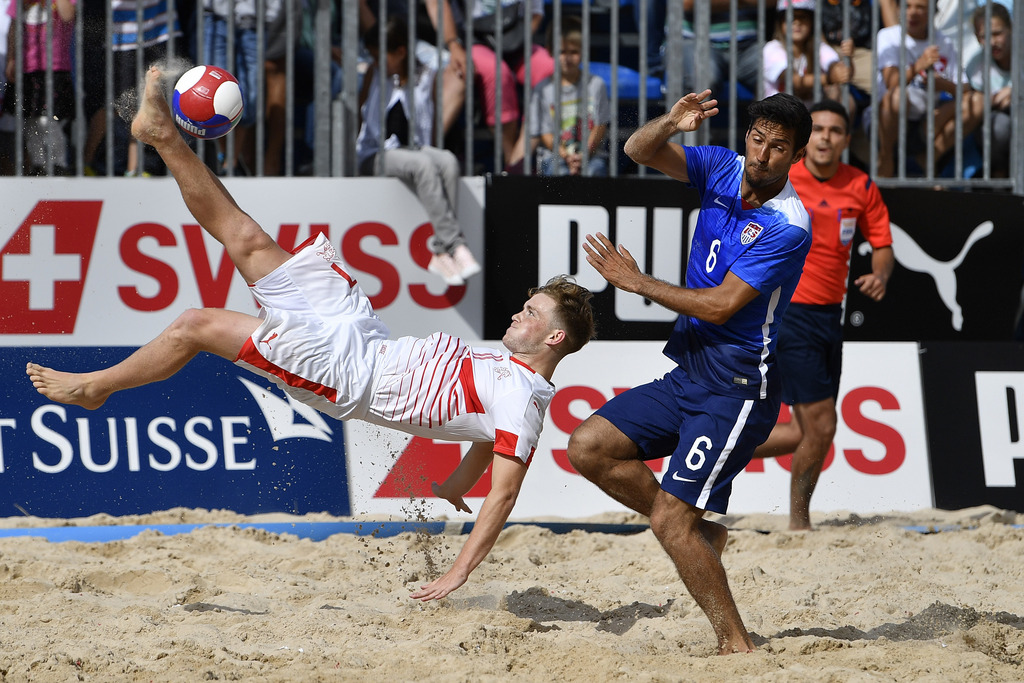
[595,367,779,514]
[776,303,843,405]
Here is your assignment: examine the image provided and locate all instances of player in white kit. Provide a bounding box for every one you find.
[25,66,596,601]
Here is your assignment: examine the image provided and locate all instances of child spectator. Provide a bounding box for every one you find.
[356,16,481,286]
[763,0,854,108]
[4,0,76,175]
[874,0,984,177]
[965,2,1012,177]
[529,17,611,176]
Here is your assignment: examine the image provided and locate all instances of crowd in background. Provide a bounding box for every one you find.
[0,0,1017,187]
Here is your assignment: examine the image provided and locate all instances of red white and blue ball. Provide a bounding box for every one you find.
[172,65,243,139]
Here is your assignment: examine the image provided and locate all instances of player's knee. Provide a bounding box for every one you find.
[566,420,603,473]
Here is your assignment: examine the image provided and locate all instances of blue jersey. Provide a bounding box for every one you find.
[663,145,811,401]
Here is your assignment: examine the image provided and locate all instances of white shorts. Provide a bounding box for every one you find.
[235,233,390,421]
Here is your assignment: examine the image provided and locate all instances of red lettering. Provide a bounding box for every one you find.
[842,386,905,474]
[408,222,466,310]
[182,225,235,308]
[341,222,400,309]
[119,223,178,311]
[549,385,606,473]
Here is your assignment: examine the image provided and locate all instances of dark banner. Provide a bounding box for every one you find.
[1,348,350,518]
[484,177,1024,342]
[844,188,1024,341]
[919,341,1024,512]
[484,175,698,340]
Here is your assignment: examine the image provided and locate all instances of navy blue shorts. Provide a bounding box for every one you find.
[776,303,843,405]
[595,367,779,514]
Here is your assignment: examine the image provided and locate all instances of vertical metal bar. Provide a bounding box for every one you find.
[493,0,504,171]
[406,0,416,149]
[580,0,591,174]
[13,0,22,175]
[610,0,621,177]
[374,0,387,177]
[105,2,115,176]
[434,0,445,148]
[923,0,935,180]
[553,0,562,175]
[285,0,295,176]
[522,0,533,175]
[341,0,360,176]
[896,0,907,179]
[314,0,332,176]
[255,0,265,177]
[869,0,878,179]
[72,3,83,175]
[464,9,474,174]
[44,0,54,175]
[135,0,146,176]
[1013,0,1024,193]
[980,1,992,179]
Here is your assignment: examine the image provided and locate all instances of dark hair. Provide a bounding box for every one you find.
[529,275,596,355]
[808,98,851,134]
[746,93,813,152]
[973,2,1011,30]
[363,15,408,53]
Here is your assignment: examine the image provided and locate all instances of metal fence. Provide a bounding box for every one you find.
[1,0,1020,192]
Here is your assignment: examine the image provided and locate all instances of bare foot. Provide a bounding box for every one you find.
[130,67,178,149]
[431,481,472,514]
[26,363,109,410]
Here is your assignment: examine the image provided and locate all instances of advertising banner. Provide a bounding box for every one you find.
[347,341,932,518]
[920,341,1024,512]
[0,177,485,517]
[0,177,485,346]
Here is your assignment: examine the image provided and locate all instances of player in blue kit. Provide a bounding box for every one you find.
[567,90,812,655]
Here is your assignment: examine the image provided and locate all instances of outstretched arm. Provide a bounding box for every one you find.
[410,452,528,601]
[623,90,718,181]
[431,441,495,514]
[583,232,759,324]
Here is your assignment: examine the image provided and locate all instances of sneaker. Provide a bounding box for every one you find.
[452,244,482,280]
[428,253,465,286]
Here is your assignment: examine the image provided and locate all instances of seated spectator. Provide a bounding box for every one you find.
[529,17,611,177]
[462,0,555,172]
[965,2,1012,177]
[763,0,853,108]
[820,0,897,99]
[682,0,761,100]
[874,0,984,177]
[356,16,481,286]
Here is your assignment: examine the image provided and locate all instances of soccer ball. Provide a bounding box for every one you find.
[171,65,243,140]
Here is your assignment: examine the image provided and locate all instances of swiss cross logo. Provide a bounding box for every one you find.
[0,201,102,334]
[741,221,764,245]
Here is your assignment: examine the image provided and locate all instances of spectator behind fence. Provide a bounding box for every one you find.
[81,1,181,178]
[763,0,853,108]
[356,16,482,287]
[821,0,897,97]
[682,0,761,100]
[935,0,1012,64]
[874,0,984,177]
[4,0,76,176]
[461,0,555,173]
[197,0,304,176]
[966,2,1012,178]
[636,0,667,78]
[0,0,13,175]
[528,17,611,177]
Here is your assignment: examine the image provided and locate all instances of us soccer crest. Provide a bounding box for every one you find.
[741,221,764,245]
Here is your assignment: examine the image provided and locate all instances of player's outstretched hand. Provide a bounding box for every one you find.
[431,481,473,514]
[583,232,645,293]
[410,568,468,601]
[670,90,719,133]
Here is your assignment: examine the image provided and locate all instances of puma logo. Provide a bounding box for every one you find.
[860,220,993,331]
[260,333,279,349]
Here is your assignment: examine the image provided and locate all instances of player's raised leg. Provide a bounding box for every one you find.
[131,66,289,284]
[26,308,261,410]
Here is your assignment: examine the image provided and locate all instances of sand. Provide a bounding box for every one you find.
[0,505,1021,682]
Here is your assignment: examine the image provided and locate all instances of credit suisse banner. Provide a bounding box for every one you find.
[0,177,484,517]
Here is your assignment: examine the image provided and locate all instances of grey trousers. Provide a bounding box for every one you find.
[379,145,464,254]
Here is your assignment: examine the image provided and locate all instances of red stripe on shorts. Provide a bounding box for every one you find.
[236,338,338,403]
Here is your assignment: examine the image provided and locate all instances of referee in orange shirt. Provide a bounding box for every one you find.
[753,99,895,530]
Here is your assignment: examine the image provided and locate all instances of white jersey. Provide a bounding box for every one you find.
[364,334,555,463]
[236,233,553,463]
